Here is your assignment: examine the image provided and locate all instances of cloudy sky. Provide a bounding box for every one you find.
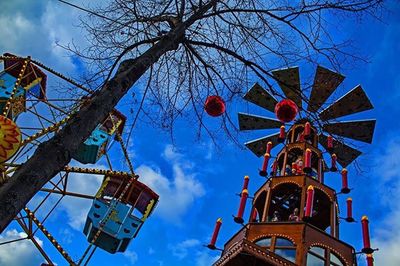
[0,1,400,266]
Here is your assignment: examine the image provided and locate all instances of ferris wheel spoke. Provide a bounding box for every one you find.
[20,115,71,146]
[23,207,76,265]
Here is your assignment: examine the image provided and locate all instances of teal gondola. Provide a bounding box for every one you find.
[73,110,126,164]
[83,174,158,254]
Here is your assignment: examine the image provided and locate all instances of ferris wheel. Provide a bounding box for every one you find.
[0,53,158,265]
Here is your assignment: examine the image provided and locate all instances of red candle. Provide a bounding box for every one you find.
[251,208,258,222]
[260,153,270,177]
[242,175,250,191]
[341,168,350,193]
[318,159,324,183]
[271,161,277,176]
[342,169,348,188]
[299,133,305,142]
[208,218,222,249]
[305,185,314,217]
[304,122,311,137]
[262,153,270,172]
[266,141,273,154]
[346,198,353,219]
[304,148,312,173]
[327,135,334,150]
[278,125,285,142]
[362,216,371,252]
[331,154,337,172]
[366,254,374,266]
[235,189,248,223]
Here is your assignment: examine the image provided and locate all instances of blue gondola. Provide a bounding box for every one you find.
[73,110,126,164]
[0,73,25,111]
[1,53,47,119]
[83,174,158,254]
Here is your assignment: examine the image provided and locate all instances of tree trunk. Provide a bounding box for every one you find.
[0,25,187,233]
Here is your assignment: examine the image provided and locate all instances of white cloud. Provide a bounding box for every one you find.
[59,228,74,245]
[0,1,87,75]
[372,210,400,265]
[0,230,44,266]
[195,250,219,266]
[169,239,201,259]
[148,247,155,255]
[59,170,103,230]
[123,250,138,265]
[370,138,400,265]
[54,162,106,231]
[137,145,205,224]
[163,144,183,162]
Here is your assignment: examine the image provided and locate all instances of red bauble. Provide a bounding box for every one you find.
[275,99,298,123]
[204,95,226,117]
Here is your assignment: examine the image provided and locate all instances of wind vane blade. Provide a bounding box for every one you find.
[308,66,345,112]
[243,83,278,113]
[245,133,280,157]
[319,133,362,167]
[238,113,282,131]
[319,85,373,121]
[323,120,376,143]
[272,67,302,108]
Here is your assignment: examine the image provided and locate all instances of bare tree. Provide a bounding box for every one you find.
[0,0,383,232]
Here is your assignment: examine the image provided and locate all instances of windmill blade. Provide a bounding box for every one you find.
[319,85,373,121]
[323,120,376,144]
[307,66,345,112]
[245,133,281,157]
[243,83,278,113]
[238,113,282,131]
[319,134,362,167]
[271,67,302,108]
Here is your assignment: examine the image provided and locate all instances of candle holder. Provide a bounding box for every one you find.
[303,167,312,174]
[259,170,268,177]
[205,244,224,252]
[233,216,244,224]
[341,187,351,194]
[361,247,376,255]
[339,216,356,223]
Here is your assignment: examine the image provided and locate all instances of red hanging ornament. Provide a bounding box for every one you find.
[274,99,298,123]
[204,95,226,117]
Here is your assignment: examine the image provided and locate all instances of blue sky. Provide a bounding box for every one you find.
[0,1,400,266]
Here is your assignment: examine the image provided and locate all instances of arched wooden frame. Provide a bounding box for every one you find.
[266,182,302,222]
[289,123,319,147]
[307,244,349,266]
[252,190,267,223]
[304,187,333,232]
[253,235,297,264]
